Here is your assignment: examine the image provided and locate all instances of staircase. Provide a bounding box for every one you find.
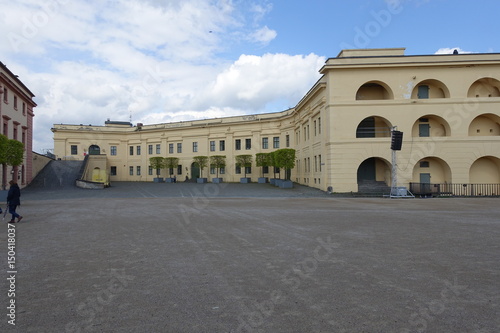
[27,160,83,189]
[355,180,391,197]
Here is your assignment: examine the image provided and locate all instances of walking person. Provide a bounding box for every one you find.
[7,180,22,223]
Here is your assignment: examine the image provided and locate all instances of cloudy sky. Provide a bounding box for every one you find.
[1,0,499,152]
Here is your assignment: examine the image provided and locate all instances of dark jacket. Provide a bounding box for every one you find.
[7,184,21,206]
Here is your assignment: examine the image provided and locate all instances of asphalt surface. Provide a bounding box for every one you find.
[0,182,499,332]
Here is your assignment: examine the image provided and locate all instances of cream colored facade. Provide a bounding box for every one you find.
[52,48,500,193]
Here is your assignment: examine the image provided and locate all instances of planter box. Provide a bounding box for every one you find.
[197,178,208,184]
[153,178,164,183]
[274,179,283,187]
[258,177,268,184]
[269,178,277,185]
[212,178,223,183]
[165,177,176,183]
[240,177,251,183]
[279,180,294,189]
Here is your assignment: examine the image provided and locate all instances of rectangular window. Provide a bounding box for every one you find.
[314,120,317,136]
[148,166,153,175]
[210,141,215,152]
[210,166,215,175]
[235,165,241,174]
[245,166,252,174]
[71,145,78,155]
[136,146,141,155]
[193,142,198,152]
[13,96,17,109]
[169,143,174,154]
[148,145,153,154]
[219,140,225,151]
[262,137,268,149]
[319,155,322,172]
[129,166,134,175]
[110,166,117,176]
[418,85,430,99]
[318,117,321,134]
[245,138,251,150]
[419,124,430,137]
[136,166,141,176]
[129,146,134,156]
[177,143,182,153]
[220,167,225,174]
[22,103,26,116]
[286,135,290,147]
[263,166,269,174]
[235,139,241,150]
[177,165,182,175]
[3,88,7,103]
[110,146,117,156]
[156,144,161,154]
[273,137,280,149]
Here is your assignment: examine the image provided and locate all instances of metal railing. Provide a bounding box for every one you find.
[409,182,500,197]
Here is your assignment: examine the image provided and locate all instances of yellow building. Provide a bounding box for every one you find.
[52,48,500,194]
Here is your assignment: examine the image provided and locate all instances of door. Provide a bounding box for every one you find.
[420,173,431,194]
[191,162,200,179]
[357,158,376,182]
[418,85,429,99]
[419,124,430,137]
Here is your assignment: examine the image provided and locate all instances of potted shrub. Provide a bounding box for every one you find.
[235,154,252,183]
[210,155,226,183]
[164,157,179,183]
[255,153,270,183]
[274,148,296,188]
[149,157,165,182]
[193,156,209,183]
[268,151,280,186]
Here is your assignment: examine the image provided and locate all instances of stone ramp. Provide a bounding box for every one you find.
[27,160,83,189]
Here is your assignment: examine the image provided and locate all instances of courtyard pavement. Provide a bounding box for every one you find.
[1,182,499,332]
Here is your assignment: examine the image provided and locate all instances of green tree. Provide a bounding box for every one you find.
[193,156,209,178]
[255,153,270,177]
[149,157,165,177]
[165,157,179,178]
[209,155,226,178]
[235,154,253,178]
[268,151,279,179]
[274,149,296,180]
[0,137,25,189]
[0,135,8,189]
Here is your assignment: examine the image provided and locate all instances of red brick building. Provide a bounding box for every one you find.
[0,61,37,189]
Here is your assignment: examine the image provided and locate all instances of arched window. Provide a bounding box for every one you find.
[89,145,100,155]
[411,79,450,99]
[356,116,392,138]
[467,78,500,98]
[356,81,394,100]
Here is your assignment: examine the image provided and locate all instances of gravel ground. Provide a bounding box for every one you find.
[1,183,499,332]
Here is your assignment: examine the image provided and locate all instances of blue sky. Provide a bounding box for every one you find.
[0,0,498,152]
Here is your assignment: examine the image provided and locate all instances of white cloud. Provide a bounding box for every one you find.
[249,26,277,45]
[434,47,474,55]
[0,0,324,152]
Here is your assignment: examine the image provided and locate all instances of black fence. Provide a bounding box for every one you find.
[409,183,500,197]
